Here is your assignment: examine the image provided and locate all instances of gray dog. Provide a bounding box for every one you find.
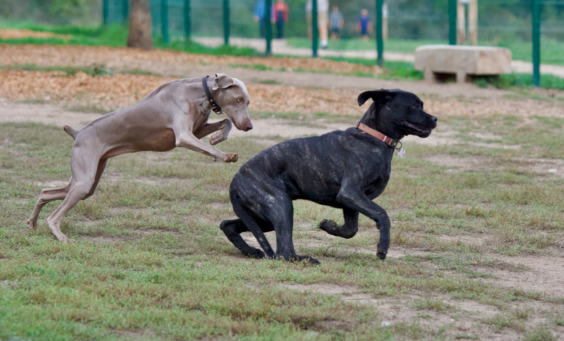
[28,73,253,243]
[221,89,437,264]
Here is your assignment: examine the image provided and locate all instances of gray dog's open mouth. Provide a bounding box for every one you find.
[401,120,433,135]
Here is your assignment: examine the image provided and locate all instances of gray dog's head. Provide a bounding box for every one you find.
[213,73,253,131]
[358,89,437,139]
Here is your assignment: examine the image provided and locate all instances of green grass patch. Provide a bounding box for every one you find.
[0,23,260,57]
[1,114,563,339]
[474,73,564,91]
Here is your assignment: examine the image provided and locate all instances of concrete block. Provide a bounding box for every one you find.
[415,45,512,83]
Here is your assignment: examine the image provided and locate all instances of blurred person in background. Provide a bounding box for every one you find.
[306,0,329,49]
[329,6,344,41]
[254,0,269,38]
[356,9,372,39]
[272,0,290,39]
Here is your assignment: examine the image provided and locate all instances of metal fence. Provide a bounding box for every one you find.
[2,0,563,84]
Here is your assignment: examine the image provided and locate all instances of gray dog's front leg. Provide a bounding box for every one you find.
[175,131,238,162]
[336,187,390,260]
[194,119,232,145]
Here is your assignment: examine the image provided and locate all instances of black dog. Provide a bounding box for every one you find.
[220,89,437,263]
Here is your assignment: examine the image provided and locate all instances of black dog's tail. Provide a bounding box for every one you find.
[63,125,79,140]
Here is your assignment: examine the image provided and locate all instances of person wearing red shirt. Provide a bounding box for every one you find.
[272,0,290,39]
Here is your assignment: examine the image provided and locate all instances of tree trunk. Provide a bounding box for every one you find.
[127,0,153,50]
[468,0,478,46]
[457,0,466,45]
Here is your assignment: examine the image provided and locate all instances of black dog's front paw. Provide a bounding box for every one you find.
[293,255,321,265]
[243,247,266,259]
[319,219,338,232]
[377,245,387,260]
[319,219,357,239]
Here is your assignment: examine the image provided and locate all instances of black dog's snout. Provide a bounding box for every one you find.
[431,116,438,123]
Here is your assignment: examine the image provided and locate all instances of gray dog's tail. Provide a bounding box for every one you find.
[63,125,79,140]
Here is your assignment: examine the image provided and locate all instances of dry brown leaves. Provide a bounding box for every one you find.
[0,69,363,115]
[1,68,560,119]
[0,29,72,40]
[0,44,381,75]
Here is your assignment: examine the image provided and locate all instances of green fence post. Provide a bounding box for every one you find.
[448,0,457,45]
[103,0,109,26]
[161,0,169,45]
[184,0,191,44]
[312,0,318,58]
[223,0,230,45]
[123,0,129,24]
[532,0,540,87]
[376,0,384,67]
[265,0,272,55]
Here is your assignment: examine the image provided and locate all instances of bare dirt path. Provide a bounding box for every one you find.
[0,44,516,98]
[196,37,564,78]
[0,100,452,148]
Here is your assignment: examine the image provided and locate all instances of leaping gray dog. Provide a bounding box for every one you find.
[28,73,253,243]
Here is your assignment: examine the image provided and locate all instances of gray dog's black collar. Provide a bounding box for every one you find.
[202,76,223,115]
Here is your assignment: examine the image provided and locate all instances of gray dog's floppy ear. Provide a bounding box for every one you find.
[213,73,235,90]
[357,89,397,106]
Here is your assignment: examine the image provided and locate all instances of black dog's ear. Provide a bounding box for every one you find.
[357,89,396,106]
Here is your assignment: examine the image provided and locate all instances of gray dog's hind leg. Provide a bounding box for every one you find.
[319,208,359,239]
[220,219,266,259]
[27,183,71,230]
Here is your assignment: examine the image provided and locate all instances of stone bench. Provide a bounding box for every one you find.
[414,45,512,83]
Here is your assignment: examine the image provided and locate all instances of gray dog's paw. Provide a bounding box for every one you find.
[244,247,265,259]
[224,153,238,163]
[210,131,226,145]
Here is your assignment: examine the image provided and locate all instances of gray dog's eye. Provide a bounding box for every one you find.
[237,98,243,103]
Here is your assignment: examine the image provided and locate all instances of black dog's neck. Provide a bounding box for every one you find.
[359,116,404,142]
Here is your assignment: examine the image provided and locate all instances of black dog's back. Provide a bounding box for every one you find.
[231,128,388,209]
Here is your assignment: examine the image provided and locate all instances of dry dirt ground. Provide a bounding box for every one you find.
[6,43,564,98]
[1,44,564,340]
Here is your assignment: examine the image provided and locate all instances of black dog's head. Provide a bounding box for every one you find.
[358,89,437,140]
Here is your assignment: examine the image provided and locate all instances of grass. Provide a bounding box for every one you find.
[0,63,166,78]
[0,23,259,57]
[0,63,114,77]
[1,109,564,339]
[474,73,564,91]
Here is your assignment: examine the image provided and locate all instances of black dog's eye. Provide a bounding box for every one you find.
[413,105,419,109]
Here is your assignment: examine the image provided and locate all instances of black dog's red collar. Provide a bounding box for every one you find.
[356,122,399,148]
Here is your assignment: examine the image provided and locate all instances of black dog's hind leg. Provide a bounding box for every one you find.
[231,197,277,259]
[220,219,269,259]
[270,196,320,265]
[319,208,359,239]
